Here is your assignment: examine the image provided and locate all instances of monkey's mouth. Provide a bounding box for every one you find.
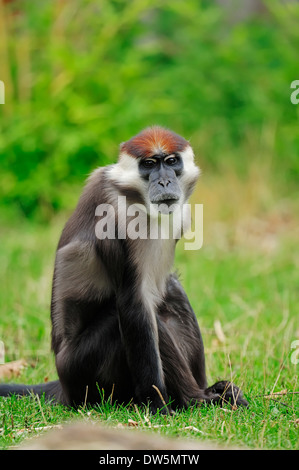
[149,196,180,215]
[160,198,179,207]
[150,195,180,206]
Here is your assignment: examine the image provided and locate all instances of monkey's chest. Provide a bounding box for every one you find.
[135,238,175,309]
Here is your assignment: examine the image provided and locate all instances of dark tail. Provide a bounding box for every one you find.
[0,380,64,403]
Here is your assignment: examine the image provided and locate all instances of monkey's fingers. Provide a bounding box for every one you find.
[205,380,248,408]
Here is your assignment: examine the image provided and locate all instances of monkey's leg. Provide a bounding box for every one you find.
[54,298,134,407]
[158,319,248,408]
[157,319,207,408]
[160,274,208,389]
[160,275,248,408]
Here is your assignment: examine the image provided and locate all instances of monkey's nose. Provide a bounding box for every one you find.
[158,179,171,187]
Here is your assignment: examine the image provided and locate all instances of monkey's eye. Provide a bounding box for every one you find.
[164,155,178,166]
[142,158,157,169]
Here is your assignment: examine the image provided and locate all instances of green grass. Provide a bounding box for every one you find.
[0,178,298,450]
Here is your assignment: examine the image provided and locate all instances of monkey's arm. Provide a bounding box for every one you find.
[116,272,169,414]
[96,235,169,414]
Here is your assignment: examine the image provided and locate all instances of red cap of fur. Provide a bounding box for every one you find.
[120,126,189,159]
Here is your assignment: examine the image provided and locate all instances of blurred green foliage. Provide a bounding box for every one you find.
[0,0,298,219]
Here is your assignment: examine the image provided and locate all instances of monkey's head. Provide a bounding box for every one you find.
[109,126,200,215]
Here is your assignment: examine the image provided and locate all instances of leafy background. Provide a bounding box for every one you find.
[0,0,299,220]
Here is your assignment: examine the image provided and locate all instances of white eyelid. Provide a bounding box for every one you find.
[164,154,177,162]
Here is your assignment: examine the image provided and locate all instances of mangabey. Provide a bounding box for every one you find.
[0,127,248,412]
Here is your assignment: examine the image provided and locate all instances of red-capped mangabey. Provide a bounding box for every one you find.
[0,127,248,412]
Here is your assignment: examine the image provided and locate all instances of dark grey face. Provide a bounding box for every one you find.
[139,154,183,207]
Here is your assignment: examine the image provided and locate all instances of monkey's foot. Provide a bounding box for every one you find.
[205,380,248,408]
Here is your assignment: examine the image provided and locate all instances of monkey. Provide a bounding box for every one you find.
[0,126,248,412]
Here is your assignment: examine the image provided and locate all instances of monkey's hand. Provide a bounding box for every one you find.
[205,380,248,408]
